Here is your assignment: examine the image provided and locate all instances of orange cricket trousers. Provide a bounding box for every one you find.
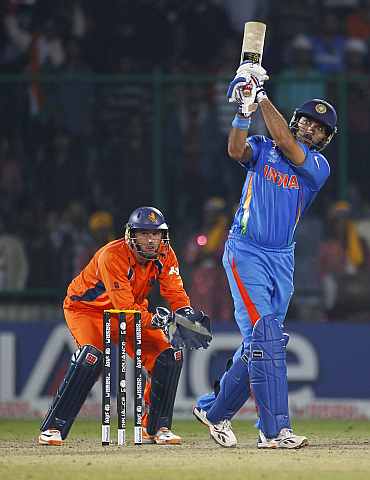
[64,306,170,373]
[64,306,171,425]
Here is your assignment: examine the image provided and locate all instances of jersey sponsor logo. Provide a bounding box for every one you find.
[169,266,179,275]
[264,165,299,189]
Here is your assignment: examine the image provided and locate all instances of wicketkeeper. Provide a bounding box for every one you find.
[39,206,212,446]
[193,60,337,449]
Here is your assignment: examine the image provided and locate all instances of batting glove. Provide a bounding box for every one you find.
[251,74,268,103]
[227,73,257,118]
[236,61,269,83]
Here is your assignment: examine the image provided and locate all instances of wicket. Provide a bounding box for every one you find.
[101,309,143,446]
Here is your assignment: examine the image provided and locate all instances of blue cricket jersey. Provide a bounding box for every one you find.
[230,135,330,248]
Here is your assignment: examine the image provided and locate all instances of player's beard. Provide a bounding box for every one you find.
[296,128,314,148]
[134,243,159,260]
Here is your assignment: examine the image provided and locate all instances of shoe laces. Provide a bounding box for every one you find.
[157,427,172,437]
[277,428,293,440]
[215,419,232,431]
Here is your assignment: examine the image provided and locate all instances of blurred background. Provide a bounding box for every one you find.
[0,0,369,420]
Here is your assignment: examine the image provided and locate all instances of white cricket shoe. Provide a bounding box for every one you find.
[193,406,237,448]
[38,429,63,446]
[153,427,182,445]
[257,428,308,449]
[142,426,181,445]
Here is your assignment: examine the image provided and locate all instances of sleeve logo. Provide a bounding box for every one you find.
[169,266,179,275]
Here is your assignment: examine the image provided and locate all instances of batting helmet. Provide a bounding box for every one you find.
[125,206,169,259]
[289,99,338,151]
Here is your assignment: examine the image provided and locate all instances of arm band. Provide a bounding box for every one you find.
[232,115,251,131]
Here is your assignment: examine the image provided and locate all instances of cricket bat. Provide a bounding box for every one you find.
[238,21,266,115]
[240,21,266,65]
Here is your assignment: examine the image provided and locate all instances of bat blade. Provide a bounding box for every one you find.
[240,21,266,65]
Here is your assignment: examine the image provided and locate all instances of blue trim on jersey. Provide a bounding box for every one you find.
[70,281,106,302]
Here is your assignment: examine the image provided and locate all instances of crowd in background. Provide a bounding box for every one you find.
[1,0,370,323]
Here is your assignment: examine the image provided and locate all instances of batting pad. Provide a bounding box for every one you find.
[248,315,291,439]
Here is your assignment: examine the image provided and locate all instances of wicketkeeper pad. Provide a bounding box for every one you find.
[40,344,103,439]
[147,348,183,435]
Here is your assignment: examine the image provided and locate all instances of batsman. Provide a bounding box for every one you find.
[193,27,337,449]
[38,206,212,446]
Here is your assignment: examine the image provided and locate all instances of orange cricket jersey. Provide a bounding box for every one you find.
[63,238,190,328]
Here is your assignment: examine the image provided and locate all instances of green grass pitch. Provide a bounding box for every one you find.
[0,418,369,480]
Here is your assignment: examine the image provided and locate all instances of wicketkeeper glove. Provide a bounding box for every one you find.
[151,306,172,330]
[168,307,212,350]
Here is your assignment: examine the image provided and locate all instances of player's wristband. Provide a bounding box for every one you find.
[256,88,268,103]
[232,114,251,130]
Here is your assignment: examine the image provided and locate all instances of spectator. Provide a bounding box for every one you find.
[76,210,116,271]
[0,218,29,290]
[2,3,33,72]
[181,1,233,70]
[274,34,326,118]
[346,0,370,40]
[88,210,115,247]
[319,201,370,320]
[0,136,24,219]
[162,82,211,227]
[34,129,90,212]
[49,202,92,288]
[183,197,233,323]
[20,205,58,289]
[268,1,318,71]
[310,11,346,73]
[343,38,370,199]
[56,38,94,138]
